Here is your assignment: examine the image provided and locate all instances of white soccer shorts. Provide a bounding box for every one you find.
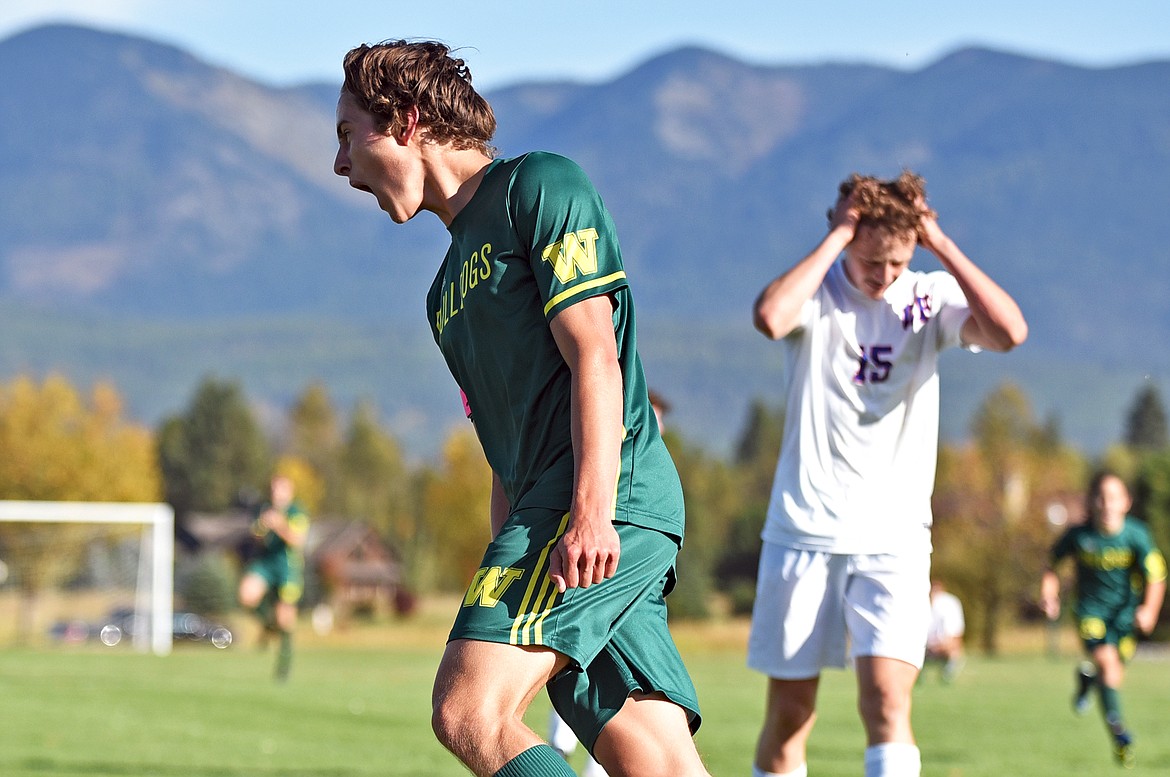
[747,543,931,678]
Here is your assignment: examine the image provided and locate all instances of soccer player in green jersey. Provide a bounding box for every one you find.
[333,41,710,777]
[1040,471,1166,767]
[238,474,309,681]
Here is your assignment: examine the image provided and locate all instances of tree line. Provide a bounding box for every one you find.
[1,373,1168,652]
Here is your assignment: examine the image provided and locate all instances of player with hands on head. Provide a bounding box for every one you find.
[748,171,1027,777]
[334,40,709,777]
[1040,470,1166,768]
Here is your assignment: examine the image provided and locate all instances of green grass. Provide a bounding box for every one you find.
[2,619,1168,776]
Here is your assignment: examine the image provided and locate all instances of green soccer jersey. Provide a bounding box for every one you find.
[254,501,309,557]
[248,500,309,601]
[1050,517,1166,619]
[426,152,683,536]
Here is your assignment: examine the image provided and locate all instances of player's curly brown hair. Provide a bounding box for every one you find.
[341,40,496,155]
[829,171,935,237]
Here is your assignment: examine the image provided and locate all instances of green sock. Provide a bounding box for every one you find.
[1099,684,1124,731]
[254,597,275,629]
[275,631,293,681]
[494,745,578,777]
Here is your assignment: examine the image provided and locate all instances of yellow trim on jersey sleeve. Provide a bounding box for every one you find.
[543,271,627,317]
[1145,549,1167,583]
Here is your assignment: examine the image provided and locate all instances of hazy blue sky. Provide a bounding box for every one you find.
[2,1,1169,89]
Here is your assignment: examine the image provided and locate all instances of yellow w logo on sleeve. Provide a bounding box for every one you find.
[541,228,600,284]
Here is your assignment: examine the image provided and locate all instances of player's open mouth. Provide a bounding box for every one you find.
[350,182,373,194]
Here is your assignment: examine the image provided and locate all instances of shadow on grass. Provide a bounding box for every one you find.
[16,759,365,777]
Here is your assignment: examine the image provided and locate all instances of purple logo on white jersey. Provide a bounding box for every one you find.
[902,294,934,329]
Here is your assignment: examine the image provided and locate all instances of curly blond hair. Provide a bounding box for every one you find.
[830,171,935,237]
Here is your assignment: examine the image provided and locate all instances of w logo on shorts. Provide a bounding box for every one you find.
[463,566,524,608]
[453,512,570,647]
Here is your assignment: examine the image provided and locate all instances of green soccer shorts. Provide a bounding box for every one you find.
[449,506,701,751]
[1076,607,1138,660]
[246,554,304,605]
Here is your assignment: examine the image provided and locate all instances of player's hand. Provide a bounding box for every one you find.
[827,191,860,240]
[259,508,286,531]
[1039,596,1060,621]
[548,514,620,593]
[915,196,946,254]
[1135,605,1158,635]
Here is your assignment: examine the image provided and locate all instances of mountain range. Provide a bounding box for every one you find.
[2,24,1169,457]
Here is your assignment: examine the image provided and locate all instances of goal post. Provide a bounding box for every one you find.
[0,500,174,656]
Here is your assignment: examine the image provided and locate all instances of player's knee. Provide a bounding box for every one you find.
[431,690,491,758]
[274,603,296,631]
[430,697,464,754]
[238,575,263,608]
[764,693,817,738]
[858,685,911,732]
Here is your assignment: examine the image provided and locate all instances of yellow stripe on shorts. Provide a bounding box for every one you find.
[510,512,571,646]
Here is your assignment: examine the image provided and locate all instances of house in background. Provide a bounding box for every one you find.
[308,520,405,621]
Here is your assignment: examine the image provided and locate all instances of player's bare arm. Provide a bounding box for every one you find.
[917,210,1029,352]
[1135,577,1165,634]
[547,294,624,592]
[754,192,859,340]
[1039,568,1062,620]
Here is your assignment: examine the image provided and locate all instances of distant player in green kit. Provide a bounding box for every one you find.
[238,473,309,681]
[334,40,710,777]
[1040,470,1166,768]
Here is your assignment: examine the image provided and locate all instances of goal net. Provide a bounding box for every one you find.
[0,501,173,655]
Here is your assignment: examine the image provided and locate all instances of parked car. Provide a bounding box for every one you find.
[50,608,232,649]
[170,611,233,648]
[47,618,93,644]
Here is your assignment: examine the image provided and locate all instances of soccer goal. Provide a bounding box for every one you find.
[0,501,174,655]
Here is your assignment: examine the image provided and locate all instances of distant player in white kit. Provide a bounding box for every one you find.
[924,579,965,683]
[748,172,1028,777]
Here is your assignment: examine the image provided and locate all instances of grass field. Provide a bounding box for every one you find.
[3,605,1168,777]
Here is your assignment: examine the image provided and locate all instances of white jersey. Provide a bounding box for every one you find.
[762,260,973,554]
[927,590,965,645]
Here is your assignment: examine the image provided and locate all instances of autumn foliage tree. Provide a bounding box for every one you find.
[286,383,342,511]
[416,426,492,593]
[0,375,161,639]
[0,375,159,502]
